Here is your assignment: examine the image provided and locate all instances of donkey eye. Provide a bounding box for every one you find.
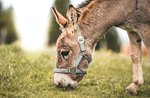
[61,51,70,60]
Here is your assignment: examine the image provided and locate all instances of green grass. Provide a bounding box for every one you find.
[0,44,150,98]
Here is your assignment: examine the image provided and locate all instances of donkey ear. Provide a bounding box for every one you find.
[66,4,81,24]
[52,7,67,27]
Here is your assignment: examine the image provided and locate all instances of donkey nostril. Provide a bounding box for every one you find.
[61,51,69,60]
[67,84,75,89]
[67,84,71,88]
[56,82,62,88]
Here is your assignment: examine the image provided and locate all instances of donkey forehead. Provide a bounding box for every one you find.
[56,32,78,48]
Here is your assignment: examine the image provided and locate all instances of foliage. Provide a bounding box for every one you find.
[0,44,150,98]
[96,27,121,52]
[106,27,121,52]
[0,8,17,44]
[0,1,17,44]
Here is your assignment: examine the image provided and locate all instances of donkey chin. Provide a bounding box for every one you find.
[54,73,78,89]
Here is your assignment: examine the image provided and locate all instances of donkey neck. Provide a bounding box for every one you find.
[78,0,136,51]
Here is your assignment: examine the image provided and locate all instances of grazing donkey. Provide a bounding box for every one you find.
[52,0,150,94]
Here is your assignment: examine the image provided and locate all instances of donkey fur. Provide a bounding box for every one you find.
[52,0,150,94]
[77,0,150,94]
[78,0,150,53]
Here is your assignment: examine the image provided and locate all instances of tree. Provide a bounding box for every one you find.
[0,0,2,11]
[48,0,70,45]
[0,0,17,44]
[106,27,121,52]
[96,27,121,52]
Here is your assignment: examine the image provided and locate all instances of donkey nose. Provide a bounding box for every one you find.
[67,84,75,89]
[56,82,75,89]
[61,50,69,60]
[56,82,62,88]
[54,73,77,89]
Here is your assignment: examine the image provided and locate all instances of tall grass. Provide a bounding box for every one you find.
[0,44,150,98]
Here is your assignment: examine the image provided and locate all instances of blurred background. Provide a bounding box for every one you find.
[0,1,149,97]
[0,0,146,55]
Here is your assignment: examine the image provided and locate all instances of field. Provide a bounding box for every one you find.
[0,44,150,98]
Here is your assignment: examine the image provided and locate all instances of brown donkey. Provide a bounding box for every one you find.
[52,0,150,94]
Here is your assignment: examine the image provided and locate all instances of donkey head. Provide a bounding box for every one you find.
[52,5,92,89]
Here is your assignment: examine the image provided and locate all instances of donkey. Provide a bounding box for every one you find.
[52,0,150,94]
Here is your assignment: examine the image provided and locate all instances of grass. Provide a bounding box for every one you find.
[0,44,150,98]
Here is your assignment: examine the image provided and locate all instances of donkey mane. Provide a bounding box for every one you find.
[77,0,99,22]
[78,0,93,8]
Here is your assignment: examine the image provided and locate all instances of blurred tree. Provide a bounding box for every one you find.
[0,0,2,11]
[96,27,121,52]
[48,0,70,45]
[106,27,121,52]
[0,0,17,44]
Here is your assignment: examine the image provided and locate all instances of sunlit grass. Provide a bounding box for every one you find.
[0,44,150,98]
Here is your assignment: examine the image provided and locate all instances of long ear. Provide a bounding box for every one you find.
[66,4,81,25]
[52,7,67,27]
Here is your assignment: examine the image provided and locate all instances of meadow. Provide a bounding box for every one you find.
[0,44,150,98]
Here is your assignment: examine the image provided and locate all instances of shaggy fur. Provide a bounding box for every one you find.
[78,0,93,8]
[77,0,150,94]
[52,0,150,94]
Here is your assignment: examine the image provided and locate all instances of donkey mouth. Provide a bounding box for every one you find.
[54,73,78,89]
[56,82,76,89]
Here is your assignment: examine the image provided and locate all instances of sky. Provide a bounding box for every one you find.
[3,0,52,51]
[1,0,87,51]
[1,0,129,51]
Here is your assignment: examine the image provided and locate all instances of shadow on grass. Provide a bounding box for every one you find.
[123,86,150,98]
[54,86,77,92]
[0,93,6,97]
[136,89,150,97]
[136,80,150,97]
